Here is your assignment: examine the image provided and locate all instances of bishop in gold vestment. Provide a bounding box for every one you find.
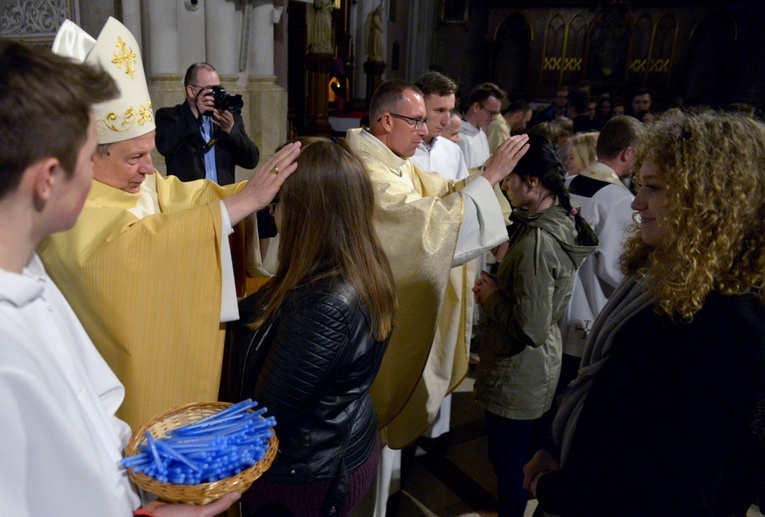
[39,17,300,429]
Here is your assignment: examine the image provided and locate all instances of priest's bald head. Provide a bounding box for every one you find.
[53,17,156,194]
[368,80,429,158]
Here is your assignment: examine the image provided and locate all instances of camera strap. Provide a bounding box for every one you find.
[199,115,217,153]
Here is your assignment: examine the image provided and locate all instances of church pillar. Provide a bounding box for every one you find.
[144,2,182,175]
[145,2,179,75]
[205,0,240,76]
[245,1,288,163]
[122,0,142,48]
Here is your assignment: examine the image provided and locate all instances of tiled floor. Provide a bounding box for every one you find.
[391,371,764,517]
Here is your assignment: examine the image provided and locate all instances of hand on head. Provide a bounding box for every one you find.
[481,134,530,186]
[223,141,302,226]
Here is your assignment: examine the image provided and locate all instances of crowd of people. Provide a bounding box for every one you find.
[2,14,765,517]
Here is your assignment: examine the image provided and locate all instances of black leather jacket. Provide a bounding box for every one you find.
[226,276,388,486]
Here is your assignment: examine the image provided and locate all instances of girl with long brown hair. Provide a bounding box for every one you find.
[227,137,396,516]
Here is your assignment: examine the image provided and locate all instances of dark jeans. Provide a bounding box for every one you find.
[485,410,535,517]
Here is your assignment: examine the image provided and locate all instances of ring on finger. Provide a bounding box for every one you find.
[270,166,279,175]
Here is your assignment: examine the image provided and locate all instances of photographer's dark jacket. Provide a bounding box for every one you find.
[226,276,388,486]
[155,101,259,185]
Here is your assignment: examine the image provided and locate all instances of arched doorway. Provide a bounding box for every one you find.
[491,12,532,99]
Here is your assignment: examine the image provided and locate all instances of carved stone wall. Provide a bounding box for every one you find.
[0,0,77,43]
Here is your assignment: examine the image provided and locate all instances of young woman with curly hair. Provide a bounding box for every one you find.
[524,109,765,516]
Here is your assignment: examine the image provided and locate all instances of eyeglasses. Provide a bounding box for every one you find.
[188,84,220,90]
[480,104,501,117]
[377,112,428,131]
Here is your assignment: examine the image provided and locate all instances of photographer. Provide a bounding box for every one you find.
[156,62,260,185]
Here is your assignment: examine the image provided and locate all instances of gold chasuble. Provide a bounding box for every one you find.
[346,128,473,448]
[38,174,242,429]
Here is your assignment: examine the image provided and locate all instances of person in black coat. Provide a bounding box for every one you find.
[155,62,259,185]
[524,109,765,516]
[225,137,397,517]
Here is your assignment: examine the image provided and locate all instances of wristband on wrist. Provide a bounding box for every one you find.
[134,509,155,517]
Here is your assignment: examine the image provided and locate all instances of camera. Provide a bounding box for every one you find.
[210,85,243,113]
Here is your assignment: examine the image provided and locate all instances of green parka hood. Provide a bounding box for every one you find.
[511,206,598,272]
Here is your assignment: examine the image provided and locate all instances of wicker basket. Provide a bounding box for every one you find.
[124,401,278,505]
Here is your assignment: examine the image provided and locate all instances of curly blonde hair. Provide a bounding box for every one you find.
[621,109,765,320]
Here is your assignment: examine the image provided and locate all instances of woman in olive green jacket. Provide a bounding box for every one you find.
[473,135,597,517]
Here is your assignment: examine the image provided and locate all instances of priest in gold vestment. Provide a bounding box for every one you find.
[38,18,300,429]
[346,80,529,449]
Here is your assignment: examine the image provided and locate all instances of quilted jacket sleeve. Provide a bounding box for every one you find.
[252,295,351,427]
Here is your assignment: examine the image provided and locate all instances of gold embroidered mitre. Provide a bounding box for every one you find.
[52,17,154,144]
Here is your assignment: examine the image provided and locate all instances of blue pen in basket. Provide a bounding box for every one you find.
[122,400,278,504]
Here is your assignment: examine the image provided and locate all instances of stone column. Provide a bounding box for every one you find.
[122,0,142,48]
[144,3,182,175]
[146,2,179,75]
[244,1,288,165]
[205,0,239,76]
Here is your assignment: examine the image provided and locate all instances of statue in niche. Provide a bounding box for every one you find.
[365,4,384,62]
[308,0,334,55]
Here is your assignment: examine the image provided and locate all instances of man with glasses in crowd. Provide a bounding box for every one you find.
[346,79,529,512]
[458,82,506,170]
[156,62,260,185]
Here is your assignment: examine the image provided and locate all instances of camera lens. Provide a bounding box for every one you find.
[212,86,244,114]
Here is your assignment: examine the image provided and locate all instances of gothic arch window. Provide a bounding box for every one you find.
[627,13,653,83]
[542,14,566,84]
[492,12,532,98]
[542,12,588,85]
[562,13,588,85]
[647,13,678,87]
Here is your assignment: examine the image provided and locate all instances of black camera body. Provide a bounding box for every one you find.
[211,85,244,113]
